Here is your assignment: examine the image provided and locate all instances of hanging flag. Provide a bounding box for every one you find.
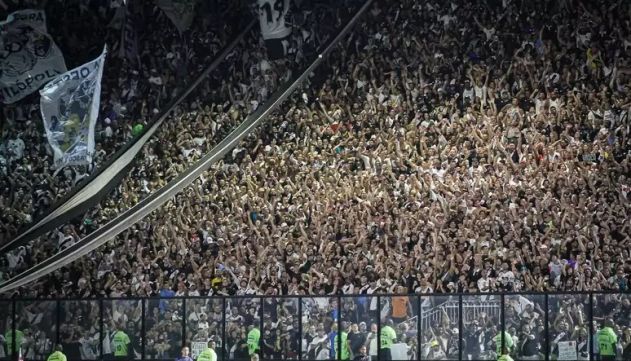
[257,0,292,60]
[0,9,67,104]
[107,4,126,29]
[40,47,107,169]
[156,0,199,33]
[119,5,139,66]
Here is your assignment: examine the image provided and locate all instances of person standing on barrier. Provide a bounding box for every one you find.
[47,345,67,361]
[379,319,397,361]
[196,340,217,361]
[597,319,617,361]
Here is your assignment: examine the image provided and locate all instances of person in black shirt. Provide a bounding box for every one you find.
[233,329,250,361]
[462,321,483,360]
[348,323,367,358]
[519,324,541,360]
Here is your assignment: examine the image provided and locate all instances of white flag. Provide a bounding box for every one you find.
[258,0,292,40]
[257,0,292,60]
[156,0,198,33]
[0,9,67,104]
[40,47,107,169]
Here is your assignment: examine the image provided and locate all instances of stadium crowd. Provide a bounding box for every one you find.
[0,0,629,300]
[0,0,631,359]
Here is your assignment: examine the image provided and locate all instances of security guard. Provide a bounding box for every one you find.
[47,345,67,361]
[333,323,351,361]
[379,319,397,361]
[493,330,514,358]
[597,319,618,361]
[112,324,131,361]
[196,339,217,361]
[246,324,261,360]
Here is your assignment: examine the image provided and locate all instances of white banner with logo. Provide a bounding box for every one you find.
[0,9,67,104]
[40,47,106,169]
[156,0,198,33]
[257,0,292,40]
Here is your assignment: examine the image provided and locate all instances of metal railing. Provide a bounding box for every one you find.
[0,291,628,361]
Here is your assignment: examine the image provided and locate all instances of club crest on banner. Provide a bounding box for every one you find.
[0,10,66,104]
[40,47,107,169]
[52,79,96,152]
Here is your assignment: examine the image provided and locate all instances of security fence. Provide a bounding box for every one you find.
[0,292,629,361]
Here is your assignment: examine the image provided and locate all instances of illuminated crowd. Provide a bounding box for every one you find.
[0,0,630,359]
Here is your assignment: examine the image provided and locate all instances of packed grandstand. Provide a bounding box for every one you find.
[0,0,630,360]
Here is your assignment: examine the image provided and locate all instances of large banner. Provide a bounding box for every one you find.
[156,0,198,33]
[0,10,67,104]
[40,47,106,169]
[119,6,139,65]
[257,0,292,60]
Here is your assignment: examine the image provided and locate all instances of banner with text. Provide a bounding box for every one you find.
[0,9,67,104]
[156,0,198,33]
[258,0,292,60]
[119,5,139,65]
[40,47,107,169]
[557,341,578,360]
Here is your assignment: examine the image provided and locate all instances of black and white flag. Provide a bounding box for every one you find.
[258,0,292,60]
[0,10,67,104]
[40,47,106,169]
[119,6,139,65]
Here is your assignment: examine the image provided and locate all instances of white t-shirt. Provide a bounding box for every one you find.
[535,98,547,115]
[477,277,490,292]
[474,85,487,102]
[548,98,561,110]
[498,270,515,285]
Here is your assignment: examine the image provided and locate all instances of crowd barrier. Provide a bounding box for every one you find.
[0,292,628,361]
